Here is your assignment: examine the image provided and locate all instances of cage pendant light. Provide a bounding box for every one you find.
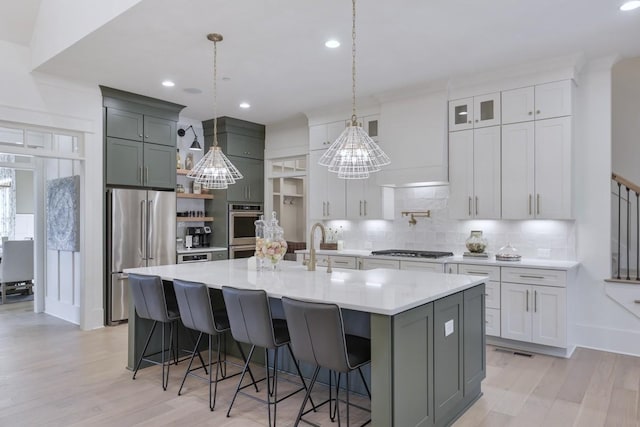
[187,33,243,189]
[318,0,390,179]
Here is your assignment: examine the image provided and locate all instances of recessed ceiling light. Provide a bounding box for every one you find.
[620,1,640,10]
[325,39,340,48]
[162,80,175,87]
[239,102,251,109]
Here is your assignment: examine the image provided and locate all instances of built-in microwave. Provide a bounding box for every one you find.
[228,204,263,246]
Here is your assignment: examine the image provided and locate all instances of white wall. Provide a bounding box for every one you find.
[612,57,640,184]
[0,40,103,330]
[264,113,309,159]
[15,169,34,213]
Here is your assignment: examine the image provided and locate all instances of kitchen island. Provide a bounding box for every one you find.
[125,259,487,426]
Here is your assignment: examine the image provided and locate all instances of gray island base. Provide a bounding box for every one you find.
[125,259,487,426]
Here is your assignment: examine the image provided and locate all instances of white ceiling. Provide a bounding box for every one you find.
[9,0,640,124]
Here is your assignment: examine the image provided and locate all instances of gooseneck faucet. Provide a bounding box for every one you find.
[307,222,326,271]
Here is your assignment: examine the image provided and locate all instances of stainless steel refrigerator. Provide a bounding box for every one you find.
[106,188,176,325]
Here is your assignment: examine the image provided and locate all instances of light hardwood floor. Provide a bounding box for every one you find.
[1,301,638,426]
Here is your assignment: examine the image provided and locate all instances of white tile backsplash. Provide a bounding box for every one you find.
[325,186,576,259]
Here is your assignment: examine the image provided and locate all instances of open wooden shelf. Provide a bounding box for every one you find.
[177,217,214,222]
[177,169,191,175]
[177,193,214,200]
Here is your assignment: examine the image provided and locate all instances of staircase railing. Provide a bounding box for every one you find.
[611,173,640,282]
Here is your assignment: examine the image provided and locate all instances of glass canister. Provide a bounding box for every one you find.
[261,211,288,270]
[465,230,488,253]
[254,215,266,269]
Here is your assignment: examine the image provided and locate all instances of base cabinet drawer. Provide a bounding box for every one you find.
[400,260,444,273]
[317,255,357,270]
[459,264,500,281]
[485,308,501,337]
[501,267,566,287]
[361,258,400,270]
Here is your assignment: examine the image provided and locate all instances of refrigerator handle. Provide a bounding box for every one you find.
[140,200,146,260]
[147,200,154,260]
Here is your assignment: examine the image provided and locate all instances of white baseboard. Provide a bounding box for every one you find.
[486,336,575,358]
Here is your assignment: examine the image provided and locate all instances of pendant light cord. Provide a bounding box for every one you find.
[213,39,219,147]
[351,0,357,125]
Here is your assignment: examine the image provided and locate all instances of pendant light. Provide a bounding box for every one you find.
[187,33,243,189]
[318,0,390,179]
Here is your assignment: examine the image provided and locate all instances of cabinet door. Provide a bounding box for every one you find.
[502,122,535,219]
[308,150,328,219]
[532,286,566,347]
[448,130,474,219]
[363,114,380,142]
[226,156,264,203]
[106,137,143,186]
[433,292,464,423]
[534,117,572,219]
[448,97,473,131]
[463,285,486,396]
[143,115,176,147]
[473,92,500,128]
[325,166,346,220]
[346,179,366,219]
[485,308,501,337]
[501,86,535,124]
[473,126,501,219]
[534,80,572,120]
[222,133,264,159]
[309,124,328,151]
[143,143,176,189]
[500,282,532,342]
[485,281,501,310]
[106,108,143,141]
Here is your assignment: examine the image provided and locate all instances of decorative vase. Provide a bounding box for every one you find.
[465,230,487,253]
[257,212,287,270]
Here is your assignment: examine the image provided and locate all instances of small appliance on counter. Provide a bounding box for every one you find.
[186,226,211,248]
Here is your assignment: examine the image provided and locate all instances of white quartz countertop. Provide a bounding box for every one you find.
[176,246,227,255]
[124,259,486,316]
[294,249,579,270]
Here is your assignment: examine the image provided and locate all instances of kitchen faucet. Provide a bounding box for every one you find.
[307,222,326,271]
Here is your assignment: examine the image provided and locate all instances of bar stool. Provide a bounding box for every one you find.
[173,279,258,411]
[282,296,372,427]
[129,273,180,390]
[222,286,314,427]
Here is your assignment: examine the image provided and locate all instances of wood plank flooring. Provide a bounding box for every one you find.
[1,301,638,426]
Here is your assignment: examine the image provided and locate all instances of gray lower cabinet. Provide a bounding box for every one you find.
[463,284,486,398]
[433,292,464,425]
[226,156,264,203]
[106,138,175,189]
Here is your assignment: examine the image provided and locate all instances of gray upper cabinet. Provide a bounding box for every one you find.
[106,109,143,141]
[106,137,143,186]
[226,156,264,203]
[219,133,264,160]
[143,115,176,146]
[101,86,185,189]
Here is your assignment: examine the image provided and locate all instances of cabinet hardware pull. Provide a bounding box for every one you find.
[360,200,362,216]
[485,320,489,324]
[520,275,545,279]
[139,166,143,183]
[334,261,349,265]
[138,133,143,137]
[327,201,330,216]
[529,194,532,215]
[364,200,367,216]
[635,300,640,304]
[145,167,149,183]
[467,271,489,275]
[140,200,146,259]
[537,194,540,215]
[475,196,479,216]
[536,110,541,114]
[468,120,471,124]
[322,202,326,217]
[475,119,479,123]
[248,186,251,199]
[468,197,472,216]
[534,290,537,312]
[528,111,533,116]
[526,289,529,312]
[145,135,149,139]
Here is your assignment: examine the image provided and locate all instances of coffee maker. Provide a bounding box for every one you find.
[186,226,211,248]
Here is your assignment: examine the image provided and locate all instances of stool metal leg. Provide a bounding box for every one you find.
[227,344,257,418]
[293,365,320,427]
[178,332,203,395]
[133,320,158,380]
[286,343,317,411]
[235,341,259,392]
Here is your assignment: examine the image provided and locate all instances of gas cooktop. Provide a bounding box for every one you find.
[370,249,454,259]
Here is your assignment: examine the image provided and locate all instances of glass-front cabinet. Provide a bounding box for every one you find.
[449,92,500,132]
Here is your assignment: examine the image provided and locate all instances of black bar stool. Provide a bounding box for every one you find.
[129,273,181,390]
[173,279,258,411]
[282,296,372,427]
[222,286,314,427]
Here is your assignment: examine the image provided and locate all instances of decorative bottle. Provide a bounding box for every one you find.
[254,215,266,270]
[262,211,287,270]
[176,148,182,169]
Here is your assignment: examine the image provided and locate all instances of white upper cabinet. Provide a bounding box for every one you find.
[308,149,346,220]
[346,179,394,220]
[449,126,501,219]
[502,117,572,219]
[449,92,500,132]
[309,120,347,151]
[502,80,573,124]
